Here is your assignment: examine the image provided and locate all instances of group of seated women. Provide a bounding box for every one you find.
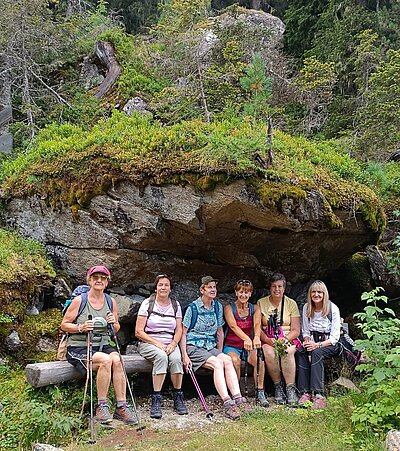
[135,272,341,420]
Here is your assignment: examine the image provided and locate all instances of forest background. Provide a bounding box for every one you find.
[0,0,399,450]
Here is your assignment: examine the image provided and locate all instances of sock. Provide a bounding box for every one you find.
[116,400,127,408]
[98,399,108,406]
[173,388,182,393]
[153,390,161,396]
[232,393,242,400]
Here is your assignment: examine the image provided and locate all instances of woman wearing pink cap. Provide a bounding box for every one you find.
[61,265,137,425]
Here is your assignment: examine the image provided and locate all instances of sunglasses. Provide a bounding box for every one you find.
[237,279,252,285]
[90,274,109,281]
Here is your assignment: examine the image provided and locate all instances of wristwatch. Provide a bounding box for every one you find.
[318,342,323,348]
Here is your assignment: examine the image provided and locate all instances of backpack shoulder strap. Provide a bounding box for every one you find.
[328,302,332,322]
[75,292,88,322]
[171,298,178,316]
[249,303,254,316]
[279,296,285,326]
[188,303,198,331]
[105,293,113,312]
[230,303,237,318]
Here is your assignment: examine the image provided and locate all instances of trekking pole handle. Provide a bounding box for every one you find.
[106,311,116,337]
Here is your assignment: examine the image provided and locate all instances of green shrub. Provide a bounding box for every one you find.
[351,288,400,434]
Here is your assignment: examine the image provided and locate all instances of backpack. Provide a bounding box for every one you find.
[56,286,113,360]
[227,302,255,338]
[187,299,221,332]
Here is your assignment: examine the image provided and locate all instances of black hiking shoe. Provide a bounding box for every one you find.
[150,393,162,419]
[173,390,188,415]
[255,389,269,407]
[114,404,139,425]
[274,382,286,405]
[286,384,299,407]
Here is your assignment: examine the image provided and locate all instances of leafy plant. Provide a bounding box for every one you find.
[351,288,400,433]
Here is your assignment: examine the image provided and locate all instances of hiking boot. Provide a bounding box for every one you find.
[224,400,240,420]
[298,392,313,406]
[150,393,162,419]
[311,394,327,410]
[233,396,247,406]
[286,384,299,407]
[255,389,269,408]
[274,382,286,405]
[95,404,113,424]
[173,390,188,415]
[113,404,139,425]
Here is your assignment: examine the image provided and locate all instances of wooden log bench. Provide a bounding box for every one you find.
[25,354,152,388]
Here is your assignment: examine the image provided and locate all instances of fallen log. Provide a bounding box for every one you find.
[25,354,152,388]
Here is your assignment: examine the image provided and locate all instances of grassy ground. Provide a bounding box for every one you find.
[67,396,385,451]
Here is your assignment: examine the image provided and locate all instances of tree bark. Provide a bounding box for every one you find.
[94,41,122,99]
[25,354,153,387]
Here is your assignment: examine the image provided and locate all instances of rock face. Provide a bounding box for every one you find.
[5,180,379,292]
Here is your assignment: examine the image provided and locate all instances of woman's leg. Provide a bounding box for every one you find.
[227,351,241,381]
[296,347,311,394]
[203,355,230,399]
[310,345,339,393]
[93,352,112,400]
[262,343,281,383]
[218,353,242,397]
[280,344,297,385]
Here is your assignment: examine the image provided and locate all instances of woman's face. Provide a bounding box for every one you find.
[89,273,109,290]
[270,281,285,299]
[156,277,171,296]
[236,288,252,304]
[200,282,217,300]
[311,289,324,307]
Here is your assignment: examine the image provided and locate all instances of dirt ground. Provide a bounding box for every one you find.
[90,394,269,450]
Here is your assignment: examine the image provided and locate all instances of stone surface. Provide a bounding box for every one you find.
[5,180,379,293]
[386,430,400,451]
[123,97,151,116]
[36,337,57,353]
[32,444,64,451]
[6,330,21,351]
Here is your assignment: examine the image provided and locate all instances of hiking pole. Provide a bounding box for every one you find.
[107,318,145,434]
[243,349,249,397]
[187,366,214,419]
[255,347,264,404]
[87,314,96,445]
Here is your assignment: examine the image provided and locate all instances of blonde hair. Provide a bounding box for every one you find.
[306,280,331,318]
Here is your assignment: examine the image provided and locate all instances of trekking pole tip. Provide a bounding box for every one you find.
[206,412,214,419]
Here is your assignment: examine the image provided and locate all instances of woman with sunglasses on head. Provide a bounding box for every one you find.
[297,280,341,409]
[135,274,188,419]
[223,280,269,407]
[61,265,137,425]
[258,273,301,406]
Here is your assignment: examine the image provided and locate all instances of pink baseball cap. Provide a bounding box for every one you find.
[86,265,111,279]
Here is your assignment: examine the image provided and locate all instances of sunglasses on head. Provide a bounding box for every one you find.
[90,274,109,281]
[237,279,252,285]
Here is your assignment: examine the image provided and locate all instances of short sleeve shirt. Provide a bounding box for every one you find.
[138,298,182,345]
[182,297,224,351]
[257,295,300,333]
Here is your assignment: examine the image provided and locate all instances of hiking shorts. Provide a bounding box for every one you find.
[223,345,244,358]
[138,342,183,375]
[186,344,222,372]
[66,344,117,376]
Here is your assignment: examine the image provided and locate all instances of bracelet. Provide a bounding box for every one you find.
[77,324,82,333]
[319,342,323,348]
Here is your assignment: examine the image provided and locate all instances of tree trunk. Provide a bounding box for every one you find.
[25,354,153,387]
[94,41,122,99]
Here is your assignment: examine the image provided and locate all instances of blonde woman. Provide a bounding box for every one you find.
[297,280,341,409]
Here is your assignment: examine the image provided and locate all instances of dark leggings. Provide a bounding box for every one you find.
[296,344,340,394]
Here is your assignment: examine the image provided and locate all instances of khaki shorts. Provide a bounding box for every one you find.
[138,342,183,375]
[186,344,222,372]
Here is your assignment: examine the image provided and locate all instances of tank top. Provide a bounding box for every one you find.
[224,304,254,349]
[67,296,110,348]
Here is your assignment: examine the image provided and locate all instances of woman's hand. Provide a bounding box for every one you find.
[155,342,168,352]
[244,338,253,351]
[166,341,177,355]
[253,336,261,349]
[304,340,318,351]
[106,311,116,324]
[182,354,192,371]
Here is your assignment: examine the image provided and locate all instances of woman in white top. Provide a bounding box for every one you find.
[297,280,341,409]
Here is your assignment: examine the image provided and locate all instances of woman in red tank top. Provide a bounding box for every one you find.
[223,280,269,407]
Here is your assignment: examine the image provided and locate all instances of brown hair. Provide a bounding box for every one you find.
[153,274,173,291]
[234,279,254,292]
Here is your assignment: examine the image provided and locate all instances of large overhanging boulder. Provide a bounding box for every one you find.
[5,179,379,292]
